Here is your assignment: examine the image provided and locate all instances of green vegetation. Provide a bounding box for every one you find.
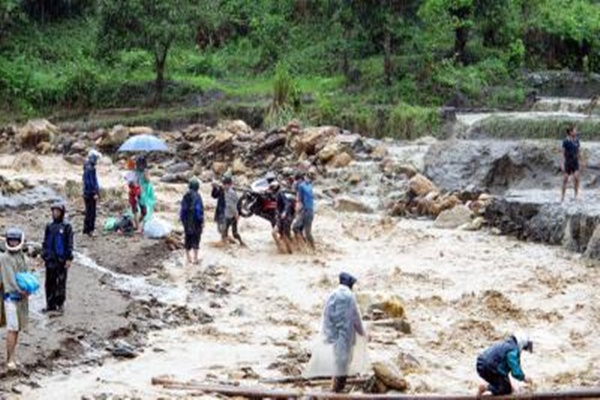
[0,0,599,137]
[472,117,600,140]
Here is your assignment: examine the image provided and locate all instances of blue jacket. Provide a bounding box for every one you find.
[83,161,100,197]
[478,336,525,381]
[180,190,204,235]
[42,218,74,264]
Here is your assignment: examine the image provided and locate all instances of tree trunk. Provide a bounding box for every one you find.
[154,43,170,105]
[452,5,472,64]
[383,26,393,86]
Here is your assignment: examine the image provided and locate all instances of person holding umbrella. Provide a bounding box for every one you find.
[118,134,167,233]
[82,150,101,237]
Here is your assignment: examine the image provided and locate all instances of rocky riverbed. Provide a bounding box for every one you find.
[0,104,599,398]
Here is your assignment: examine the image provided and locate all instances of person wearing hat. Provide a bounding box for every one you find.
[83,150,101,237]
[212,175,244,246]
[269,180,294,254]
[293,172,315,251]
[42,202,74,314]
[476,334,534,396]
[0,228,30,370]
[305,272,368,393]
[180,178,204,265]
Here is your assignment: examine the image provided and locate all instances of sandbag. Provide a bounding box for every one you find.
[16,272,40,294]
[143,217,172,239]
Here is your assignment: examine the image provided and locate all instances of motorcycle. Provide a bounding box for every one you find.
[238,177,295,227]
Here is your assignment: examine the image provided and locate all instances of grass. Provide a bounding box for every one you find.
[471,116,600,140]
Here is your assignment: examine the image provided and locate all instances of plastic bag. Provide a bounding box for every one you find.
[16,272,40,294]
[143,217,172,239]
[304,334,370,378]
[104,217,118,232]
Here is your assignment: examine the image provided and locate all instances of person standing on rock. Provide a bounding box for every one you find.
[42,202,74,314]
[293,172,315,251]
[82,150,101,237]
[476,334,534,396]
[0,228,31,370]
[304,272,369,392]
[136,156,155,233]
[180,178,204,265]
[561,126,581,202]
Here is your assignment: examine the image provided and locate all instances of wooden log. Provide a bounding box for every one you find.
[260,376,367,386]
[151,379,600,400]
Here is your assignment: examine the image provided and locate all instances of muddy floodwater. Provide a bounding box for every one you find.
[10,167,599,398]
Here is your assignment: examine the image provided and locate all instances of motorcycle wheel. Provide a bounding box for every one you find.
[238,193,256,218]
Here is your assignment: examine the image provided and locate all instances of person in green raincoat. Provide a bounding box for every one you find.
[135,156,156,233]
[0,228,31,370]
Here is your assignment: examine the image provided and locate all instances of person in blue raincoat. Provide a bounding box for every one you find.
[476,334,534,396]
[305,272,369,393]
[180,178,204,265]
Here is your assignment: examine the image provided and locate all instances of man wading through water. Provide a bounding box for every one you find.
[42,202,74,314]
[561,126,582,202]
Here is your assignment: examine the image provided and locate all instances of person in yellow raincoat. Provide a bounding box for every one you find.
[0,228,30,370]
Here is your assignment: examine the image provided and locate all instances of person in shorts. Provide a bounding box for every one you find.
[269,181,294,254]
[0,228,30,370]
[561,125,582,202]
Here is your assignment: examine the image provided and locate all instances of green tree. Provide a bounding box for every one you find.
[420,0,475,64]
[98,0,215,102]
[0,0,20,41]
[352,0,421,86]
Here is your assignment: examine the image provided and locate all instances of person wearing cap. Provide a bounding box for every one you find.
[212,175,244,246]
[269,181,294,254]
[42,202,74,314]
[0,228,30,370]
[305,272,368,392]
[180,178,204,265]
[293,172,315,250]
[83,150,101,237]
[476,334,534,396]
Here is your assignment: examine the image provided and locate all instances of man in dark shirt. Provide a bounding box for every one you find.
[561,126,581,202]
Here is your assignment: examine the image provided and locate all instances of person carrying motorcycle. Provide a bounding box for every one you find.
[269,181,294,254]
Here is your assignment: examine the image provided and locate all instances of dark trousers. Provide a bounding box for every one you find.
[84,195,97,234]
[46,262,68,310]
[220,217,243,244]
[477,359,512,395]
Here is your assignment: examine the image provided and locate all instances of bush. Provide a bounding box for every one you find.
[63,63,104,107]
[388,103,441,140]
[471,116,600,140]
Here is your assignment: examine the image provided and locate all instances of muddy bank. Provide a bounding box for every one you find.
[0,203,213,394]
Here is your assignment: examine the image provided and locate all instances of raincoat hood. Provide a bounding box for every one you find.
[339,272,357,289]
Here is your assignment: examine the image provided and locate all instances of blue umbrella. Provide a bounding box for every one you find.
[118,134,169,153]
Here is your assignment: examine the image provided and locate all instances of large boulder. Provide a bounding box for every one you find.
[293,126,337,155]
[318,142,342,163]
[334,196,374,214]
[218,120,252,136]
[167,162,192,174]
[18,119,58,149]
[408,174,437,197]
[232,158,248,175]
[328,152,353,168]
[434,205,473,229]
[201,130,234,154]
[99,124,130,150]
[372,361,409,392]
[129,126,154,136]
[213,162,228,176]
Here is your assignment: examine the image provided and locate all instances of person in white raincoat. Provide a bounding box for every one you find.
[305,272,370,392]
